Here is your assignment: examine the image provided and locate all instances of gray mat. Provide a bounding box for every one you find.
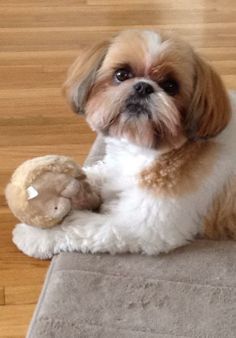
[27,242,236,338]
[27,136,236,338]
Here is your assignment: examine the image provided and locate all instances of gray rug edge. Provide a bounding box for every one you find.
[26,255,59,338]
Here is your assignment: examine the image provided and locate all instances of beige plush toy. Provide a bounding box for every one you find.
[5,155,101,228]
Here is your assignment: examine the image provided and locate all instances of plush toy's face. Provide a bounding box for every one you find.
[27,172,76,227]
[25,171,101,228]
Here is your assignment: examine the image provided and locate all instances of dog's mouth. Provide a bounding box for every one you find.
[123,96,152,119]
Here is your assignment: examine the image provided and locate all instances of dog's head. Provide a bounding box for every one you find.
[64,30,231,149]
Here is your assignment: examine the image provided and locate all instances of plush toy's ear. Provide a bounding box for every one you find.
[185,53,231,140]
[64,40,110,114]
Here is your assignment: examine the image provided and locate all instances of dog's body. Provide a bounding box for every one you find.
[12,30,236,259]
[13,99,236,259]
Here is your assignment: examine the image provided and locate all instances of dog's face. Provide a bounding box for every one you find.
[64,30,231,149]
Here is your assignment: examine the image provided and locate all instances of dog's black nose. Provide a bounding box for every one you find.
[134,82,154,97]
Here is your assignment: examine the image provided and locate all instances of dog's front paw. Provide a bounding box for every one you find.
[13,223,55,259]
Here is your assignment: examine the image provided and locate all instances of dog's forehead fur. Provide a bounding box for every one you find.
[99,30,195,87]
[104,30,162,71]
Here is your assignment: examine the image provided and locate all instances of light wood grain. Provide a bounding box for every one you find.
[0,304,36,338]
[5,285,42,305]
[0,287,5,305]
[0,0,235,337]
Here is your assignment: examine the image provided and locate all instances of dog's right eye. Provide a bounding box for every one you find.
[114,68,133,82]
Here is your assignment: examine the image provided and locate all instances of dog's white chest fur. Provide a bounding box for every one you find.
[92,138,208,253]
[103,137,156,190]
[92,112,235,254]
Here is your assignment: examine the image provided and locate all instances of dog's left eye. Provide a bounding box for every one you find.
[114,68,133,82]
[159,79,179,96]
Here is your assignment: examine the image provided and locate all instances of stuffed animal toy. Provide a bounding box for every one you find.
[5,155,101,228]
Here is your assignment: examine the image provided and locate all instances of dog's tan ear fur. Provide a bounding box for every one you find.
[64,41,110,114]
[186,54,231,140]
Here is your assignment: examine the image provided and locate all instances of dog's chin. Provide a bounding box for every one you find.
[105,107,160,149]
[105,106,184,150]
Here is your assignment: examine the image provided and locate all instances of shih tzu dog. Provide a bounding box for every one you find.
[13,29,236,259]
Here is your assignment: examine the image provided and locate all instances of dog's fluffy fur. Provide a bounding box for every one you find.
[13,30,236,259]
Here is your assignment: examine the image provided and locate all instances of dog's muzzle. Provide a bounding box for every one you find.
[124,95,152,119]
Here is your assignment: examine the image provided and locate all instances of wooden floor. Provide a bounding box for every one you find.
[0,0,236,337]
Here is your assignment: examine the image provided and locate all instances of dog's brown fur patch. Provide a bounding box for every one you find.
[203,175,236,239]
[186,53,231,139]
[139,140,219,197]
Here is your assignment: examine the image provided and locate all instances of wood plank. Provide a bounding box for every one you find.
[0,0,86,6]
[0,123,94,147]
[87,0,236,9]
[1,29,236,54]
[5,285,42,305]
[0,47,236,66]
[0,65,67,90]
[0,50,78,66]
[0,287,5,305]
[0,268,48,288]
[0,0,234,10]
[0,7,236,29]
[0,304,36,337]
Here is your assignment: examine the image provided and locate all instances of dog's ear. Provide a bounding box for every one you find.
[185,53,231,140]
[63,40,110,114]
